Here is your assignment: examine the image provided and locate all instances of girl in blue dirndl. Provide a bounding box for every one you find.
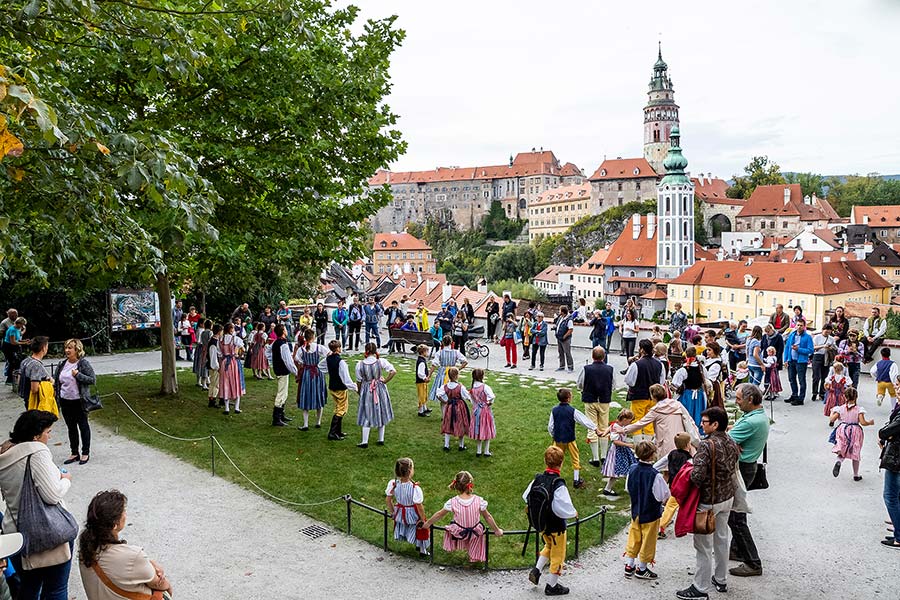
[428,338,467,402]
[672,349,706,427]
[355,342,397,448]
[295,328,327,430]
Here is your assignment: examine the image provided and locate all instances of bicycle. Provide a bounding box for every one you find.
[465,338,490,359]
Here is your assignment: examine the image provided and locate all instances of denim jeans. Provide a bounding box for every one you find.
[365,323,381,347]
[748,365,763,386]
[729,461,761,568]
[885,470,900,543]
[11,545,72,600]
[811,354,827,399]
[787,360,808,402]
[847,362,861,389]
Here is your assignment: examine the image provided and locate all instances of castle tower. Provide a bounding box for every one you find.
[656,126,695,280]
[643,44,680,175]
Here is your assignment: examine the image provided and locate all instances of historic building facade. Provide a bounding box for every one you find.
[643,45,679,175]
[527,182,593,241]
[656,126,696,280]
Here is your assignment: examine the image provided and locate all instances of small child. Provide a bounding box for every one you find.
[437,367,471,451]
[650,325,663,345]
[524,446,577,596]
[654,342,671,381]
[468,369,496,457]
[207,323,222,408]
[658,432,693,539]
[385,457,429,556]
[179,313,194,361]
[420,471,503,563]
[870,347,899,408]
[549,388,602,489]
[824,361,849,417]
[623,442,670,580]
[667,331,683,357]
[828,388,875,481]
[415,344,432,417]
[733,360,749,386]
[325,339,358,441]
[601,409,637,496]
[763,346,782,399]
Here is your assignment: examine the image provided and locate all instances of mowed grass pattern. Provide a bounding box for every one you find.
[96,357,632,568]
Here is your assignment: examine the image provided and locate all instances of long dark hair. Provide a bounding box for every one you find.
[79,490,127,567]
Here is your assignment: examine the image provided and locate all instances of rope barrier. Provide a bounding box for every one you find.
[105,392,345,507]
[46,326,108,347]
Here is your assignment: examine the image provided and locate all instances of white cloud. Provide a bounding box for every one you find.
[350,0,900,178]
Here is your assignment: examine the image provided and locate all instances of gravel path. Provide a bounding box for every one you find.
[2,347,893,599]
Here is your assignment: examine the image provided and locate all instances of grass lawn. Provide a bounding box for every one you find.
[96,357,633,568]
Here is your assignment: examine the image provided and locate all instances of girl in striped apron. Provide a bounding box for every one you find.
[218,323,245,415]
[468,368,496,457]
[297,328,327,431]
[385,458,429,555]
[428,337,467,402]
[421,471,503,563]
[355,343,396,448]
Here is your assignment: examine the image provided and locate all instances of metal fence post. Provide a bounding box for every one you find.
[346,496,352,534]
[383,510,389,551]
[210,435,215,476]
[484,532,490,570]
[600,509,606,544]
[574,518,581,558]
[429,526,435,565]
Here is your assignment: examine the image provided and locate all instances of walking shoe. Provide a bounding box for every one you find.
[634,568,657,580]
[833,461,842,477]
[588,459,601,468]
[483,452,493,457]
[882,539,900,549]
[602,488,619,496]
[555,367,566,372]
[528,567,541,585]
[854,475,863,481]
[790,399,804,406]
[567,368,574,372]
[784,396,796,403]
[657,529,667,539]
[624,564,635,578]
[458,445,467,451]
[417,412,427,417]
[711,577,727,593]
[298,426,309,431]
[544,583,569,596]
[573,479,585,489]
[540,366,544,371]
[443,446,450,452]
[376,441,385,446]
[676,585,709,600]
[208,399,217,408]
[729,563,762,577]
[356,443,368,449]
[529,366,535,370]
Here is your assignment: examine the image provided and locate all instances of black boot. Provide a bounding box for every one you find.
[280,407,293,422]
[336,415,347,439]
[272,407,286,427]
[328,414,342,440]
[208,399,217,408]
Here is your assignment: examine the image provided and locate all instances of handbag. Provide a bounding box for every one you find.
[693,440,717,535]
[748,444,769,490]
[13,455,79,556]
[82,388,103,413]
[92,562,169,600]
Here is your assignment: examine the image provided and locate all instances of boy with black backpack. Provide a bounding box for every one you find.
[523,445,577,596]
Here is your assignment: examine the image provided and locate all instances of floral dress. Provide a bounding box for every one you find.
[468,383,496,440]
[824,373,848,416]
[601,423,637,477]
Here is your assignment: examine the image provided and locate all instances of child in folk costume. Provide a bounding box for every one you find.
[658,432,693,539]
[732,360,750,387]
[524,446,578,596]
[414,345,432,417]
[622,442,670,581]
[601,409,637,496]
[672,347,706,427]
[870,347,900,408]
[294,328,327,431]
[549,388,602,489]
[428,336,468,402]
[828,387,875,481]
[468,368,496,457]
[264,324,275,378]
[355,342,397,448]
[703,341,727,410]
[179,314,194,361]
[763,346,782,399]
[325,339,357,440]
[207,323,222,408]
[193,319,212,390]
[824,360,850,417]
[437,367,472,452]
[420,471,503,564]
[385,457,429,556]
[218,322,245,415]
[250,322,271,380]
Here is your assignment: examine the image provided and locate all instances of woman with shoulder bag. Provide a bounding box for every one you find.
[80,490,174,599]
[54,339,97,466]
[0,410,76,600]
[880,403,900,549]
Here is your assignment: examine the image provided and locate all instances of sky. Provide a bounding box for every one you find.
[348,0,900,180]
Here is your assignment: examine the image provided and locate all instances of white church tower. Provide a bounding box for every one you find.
[656,126,695,280]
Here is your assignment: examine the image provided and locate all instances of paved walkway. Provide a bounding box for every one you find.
[2,346,894,599]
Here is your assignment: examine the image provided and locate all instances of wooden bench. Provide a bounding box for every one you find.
[388,329,433,353]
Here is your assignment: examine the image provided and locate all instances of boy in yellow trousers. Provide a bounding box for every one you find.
[623,441,670,580]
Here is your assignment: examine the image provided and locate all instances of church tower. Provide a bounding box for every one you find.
[656,126,695,280]
[643,44,680,175]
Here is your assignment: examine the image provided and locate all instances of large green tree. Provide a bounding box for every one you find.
[1,0,404,393]
[784,172,825,198]
[826,175,900,217]
[726,155,786,199]
[483,243,537,283]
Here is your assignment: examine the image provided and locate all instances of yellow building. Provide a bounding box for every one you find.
[667,260,891,327]
[528,183,592,241]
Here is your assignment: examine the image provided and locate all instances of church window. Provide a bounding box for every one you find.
[653,130,660,142]
[665,197,670,213]
[683,222,689,237]
[665,247,671,261]
[684,247,688,262]
[665,222,671,239]
[683,197,688,213]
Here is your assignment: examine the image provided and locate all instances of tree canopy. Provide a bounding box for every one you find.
[1,0,405,392]
[726,155,786,199]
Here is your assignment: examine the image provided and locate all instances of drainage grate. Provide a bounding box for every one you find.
[300,525,331,540]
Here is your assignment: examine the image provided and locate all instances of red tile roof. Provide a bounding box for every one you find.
[367,150,570,186]
[736,184,840,221]
[851,205,900,226]
[640,288,669,300]
[513,150,559,167]
[692,177,741,205]
[605,215,712,268]
[534,265,574,282]
[373,232,431,252]
[670,260,891,295]
[573,247,609,275]
[531,182,591,205]
[559,162,584,177]
[588,158,657,181]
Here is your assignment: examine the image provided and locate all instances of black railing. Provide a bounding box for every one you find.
[343,495,608,570]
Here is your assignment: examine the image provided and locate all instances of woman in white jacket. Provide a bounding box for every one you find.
[0,410,73,600]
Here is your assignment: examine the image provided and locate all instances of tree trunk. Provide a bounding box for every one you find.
[155,273,179,395]
[199,289,206,318]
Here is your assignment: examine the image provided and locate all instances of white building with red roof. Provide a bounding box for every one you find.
[587,157,658,212]
[372,232,436,277]
[735,184,841,236]
[850,204,900,244]
[571,248,609,308]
